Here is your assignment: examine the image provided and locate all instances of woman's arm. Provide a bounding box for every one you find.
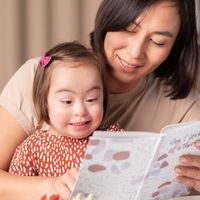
[0,107,48,199]
[0,106,27,170]
[0,107,45,200]
[0,107,78,200]
[0,171,52,200]
[0,169,78,200]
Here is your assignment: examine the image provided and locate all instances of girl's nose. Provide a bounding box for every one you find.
[73,101,87,116]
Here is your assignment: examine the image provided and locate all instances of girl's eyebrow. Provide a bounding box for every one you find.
[55,86,102,94]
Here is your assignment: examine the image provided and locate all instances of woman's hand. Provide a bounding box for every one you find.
[174,141,200,192]
[49,168,80,200]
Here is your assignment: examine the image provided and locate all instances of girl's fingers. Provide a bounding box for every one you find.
[59,169,79,192]
[55,181,71,200]
[68,168,80,180]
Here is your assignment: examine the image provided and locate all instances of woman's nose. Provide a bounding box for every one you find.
[127,35,145,59]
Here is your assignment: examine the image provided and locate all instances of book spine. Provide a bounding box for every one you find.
[134,135,163,200]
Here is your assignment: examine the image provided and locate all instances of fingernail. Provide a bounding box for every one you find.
[176,177,181,183]
[174,167,181,174]
[180,157,188,164]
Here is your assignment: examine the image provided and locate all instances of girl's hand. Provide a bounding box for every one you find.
[48,168,80,200]
[174,141,200,192]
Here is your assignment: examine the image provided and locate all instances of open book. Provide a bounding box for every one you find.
[70,121,200,200]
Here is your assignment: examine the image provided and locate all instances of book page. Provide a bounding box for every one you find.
[70,132,158,200]
[136,121,200,200]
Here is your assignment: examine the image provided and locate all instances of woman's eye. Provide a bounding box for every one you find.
[150,39,165,46]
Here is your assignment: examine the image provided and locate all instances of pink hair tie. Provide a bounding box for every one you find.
[39,55,52,67]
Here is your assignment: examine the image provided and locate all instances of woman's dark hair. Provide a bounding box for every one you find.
[90,0,198,99]
[33,41,108,128]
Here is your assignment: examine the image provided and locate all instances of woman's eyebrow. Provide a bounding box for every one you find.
[133,22,174,38]
[152,31,174,38]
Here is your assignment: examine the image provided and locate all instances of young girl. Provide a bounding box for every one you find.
[9,41,120,199]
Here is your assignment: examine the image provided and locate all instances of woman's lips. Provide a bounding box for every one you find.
[118,56,140,73]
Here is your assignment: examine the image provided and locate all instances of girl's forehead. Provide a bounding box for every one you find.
[50,61,101,80]
[49,64,103,93]
[52,59,99,69]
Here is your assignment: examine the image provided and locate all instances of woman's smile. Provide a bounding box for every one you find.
[117,55,141,73]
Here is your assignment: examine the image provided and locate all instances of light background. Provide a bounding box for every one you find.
[0,0,102,91]
[0,0,199,91]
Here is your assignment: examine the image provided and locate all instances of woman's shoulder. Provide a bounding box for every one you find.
[0,57,40,134]
[147,76,200,103]
[156,79,200,121]
[21,57,40,70]
[1,57,39,92]
[10,57,39,80]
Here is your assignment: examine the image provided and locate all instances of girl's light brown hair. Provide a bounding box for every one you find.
[33,41,107,129]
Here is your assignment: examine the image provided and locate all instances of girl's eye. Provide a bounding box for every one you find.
[86,98,97,103]
[61,100,72,105]
[150,39,165,46]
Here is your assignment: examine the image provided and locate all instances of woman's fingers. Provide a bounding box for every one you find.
[176,175,200,191]
[179,155,200,168]
[175,165,200,180]
[174,152,200,192]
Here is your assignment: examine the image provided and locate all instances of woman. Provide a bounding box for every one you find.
[0,0,199,199]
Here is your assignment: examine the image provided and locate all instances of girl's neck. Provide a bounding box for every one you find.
[48,126,61,136]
